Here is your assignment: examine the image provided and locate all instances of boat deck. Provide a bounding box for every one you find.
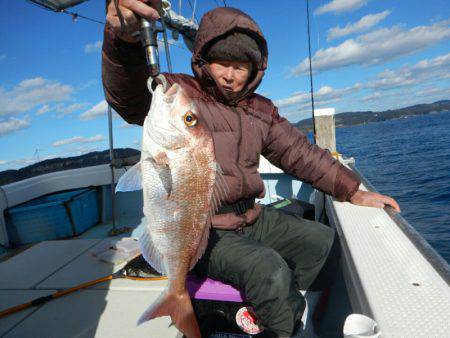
[0,236,180,338]
[0,216,351,338]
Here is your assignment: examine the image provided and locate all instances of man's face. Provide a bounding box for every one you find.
[209,60,252,93]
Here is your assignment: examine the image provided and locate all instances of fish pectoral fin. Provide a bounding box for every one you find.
[138,291,201,338]
[147,155,172,198]
[153,151,170,166]
[115,162,142,192]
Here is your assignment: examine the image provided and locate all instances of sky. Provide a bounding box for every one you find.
[0,0,449,171]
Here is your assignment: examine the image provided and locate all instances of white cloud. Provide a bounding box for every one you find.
[315,0,367,15]
[277,52,450,120]
[292,20,450,76]
[121,122,139,128]
[37,104,51,115]
[414,87,450,101]
[53,134,105,147]
[79,100,109,120]
[63,145,104,156]
[36,103,86,117]
[0,157,37,169]
[0,77,73,117]
[157,38,180,52]
[133,139,141,149]
[78,79,98,91]
[54,103,87,118]
[0,54,6,61]
[327,10,391,41]
[275,84,361,109]
[84,41,103,53]
[366,52,450,90]
[0,116,31,137]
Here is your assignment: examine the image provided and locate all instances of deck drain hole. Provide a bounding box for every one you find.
[412,282,421,287]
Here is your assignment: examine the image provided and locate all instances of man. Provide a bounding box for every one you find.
[103,1,400,337]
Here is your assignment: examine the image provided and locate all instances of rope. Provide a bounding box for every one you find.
[0,271,167,319]
[27,0,105,25]
[191,0,197,22]
[187,0,199,23]
[27,0,190,52]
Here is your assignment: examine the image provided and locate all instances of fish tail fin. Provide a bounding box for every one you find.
[138,290,201,338]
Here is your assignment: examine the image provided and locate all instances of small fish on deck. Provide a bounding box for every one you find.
[116,83,227,338]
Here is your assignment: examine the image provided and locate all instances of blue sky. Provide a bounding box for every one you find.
[1,0,449,171]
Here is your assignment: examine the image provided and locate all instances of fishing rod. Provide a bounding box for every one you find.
[0,268,167,319]
[306,0,317,144]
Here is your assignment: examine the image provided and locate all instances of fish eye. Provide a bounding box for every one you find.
[183,111,197,127]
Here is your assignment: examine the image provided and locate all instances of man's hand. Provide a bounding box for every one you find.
[349,190,401,212]
[106,0,160,43]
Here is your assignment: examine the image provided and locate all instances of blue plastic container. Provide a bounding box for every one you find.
[5,188,99,247]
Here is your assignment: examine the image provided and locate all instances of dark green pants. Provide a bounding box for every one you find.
[194,206,339,337]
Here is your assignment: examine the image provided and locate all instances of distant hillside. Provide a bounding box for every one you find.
[294,100,450,133]
[0,148,140,186]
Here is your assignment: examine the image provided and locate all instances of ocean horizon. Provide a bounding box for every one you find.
[337,110,450,263]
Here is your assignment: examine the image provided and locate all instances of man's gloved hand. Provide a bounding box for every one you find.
[106,0,161,43]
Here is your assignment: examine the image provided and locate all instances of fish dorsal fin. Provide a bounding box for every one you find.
[209,162,230,216]
[139,228,167,275]
[189,214,211,271]
[115,162,142,192]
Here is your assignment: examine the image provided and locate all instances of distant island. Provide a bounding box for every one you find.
[294,99,450,133]
[0,148,140,186]
[1,100,449,186]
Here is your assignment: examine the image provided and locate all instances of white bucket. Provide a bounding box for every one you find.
[343,314,381,338]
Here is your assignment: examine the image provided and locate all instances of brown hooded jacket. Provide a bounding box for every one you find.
[102,7,361,228]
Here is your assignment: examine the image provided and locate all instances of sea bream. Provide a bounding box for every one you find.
[116,83,226,338]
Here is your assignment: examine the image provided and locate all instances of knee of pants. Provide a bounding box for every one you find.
[246,249,292,295]
[264,265,293,294]
[306,225,336,263]
[309,231,341,291]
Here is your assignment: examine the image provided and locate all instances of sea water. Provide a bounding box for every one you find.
[336,111,450,263]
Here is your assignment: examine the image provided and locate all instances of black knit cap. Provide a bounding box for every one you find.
[204,31,262,66]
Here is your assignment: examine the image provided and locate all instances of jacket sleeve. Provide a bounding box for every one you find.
[101,26,150,126]
[261,107,361,202]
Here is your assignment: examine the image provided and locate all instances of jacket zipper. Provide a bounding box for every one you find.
[231,106,247,198]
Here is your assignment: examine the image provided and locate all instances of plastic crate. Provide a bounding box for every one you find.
[5,188,99,247]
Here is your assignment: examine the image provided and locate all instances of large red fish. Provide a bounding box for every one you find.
[116,83,226,338]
